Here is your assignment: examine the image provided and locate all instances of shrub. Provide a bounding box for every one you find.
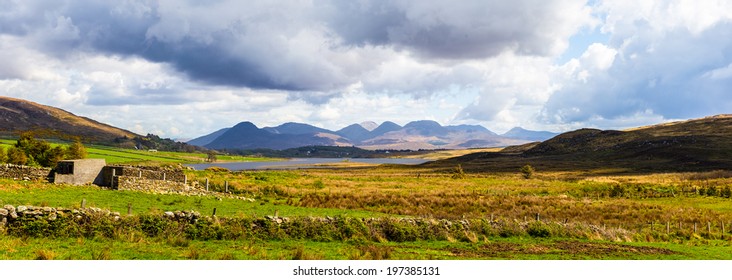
[520,164,535,179]
[527,222,552,238]
[205,166,229,172]
[451,164,467,179]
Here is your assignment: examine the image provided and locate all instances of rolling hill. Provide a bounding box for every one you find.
[433,114,732,173]
[0,96,138,142]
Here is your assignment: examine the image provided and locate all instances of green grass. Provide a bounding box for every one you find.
[0,179,385,218]
[2,236,730,260]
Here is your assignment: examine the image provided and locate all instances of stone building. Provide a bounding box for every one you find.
[53,159,106,186]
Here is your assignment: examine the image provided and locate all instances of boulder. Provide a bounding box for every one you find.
[0,208,7,216]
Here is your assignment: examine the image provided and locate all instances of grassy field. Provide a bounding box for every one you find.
[3,163,732,260]
[0,138,276,164]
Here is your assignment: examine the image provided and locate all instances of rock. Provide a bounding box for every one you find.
[3,205,14,212]
[0,209,7,216]
[17,205,27,212]
[42,207,53,213]
[1,217,6,225]
[9,211,18,219]
[164,211,175,218]
[48,213,57,221]
[112,212,120,217]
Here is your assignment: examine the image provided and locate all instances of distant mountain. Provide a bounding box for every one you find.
[0,96,138,143]
[369,121,402,138]
[204,121,351,150]
[446,124,496,135]
[359,121,525,150]
[501,127,558,141]
[263,122,333,135]
[336,124,372,143]
[187,128,230,147]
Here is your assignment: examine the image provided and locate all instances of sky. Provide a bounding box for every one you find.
[2,0,732,139]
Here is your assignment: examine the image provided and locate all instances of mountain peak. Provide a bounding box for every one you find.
[501,127,558,141]
[359,121,378,131]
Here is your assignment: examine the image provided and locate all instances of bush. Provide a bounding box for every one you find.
[204,166,230,173]
[520,164,535,179]
[451,164,467,179]
[527,222,552,238]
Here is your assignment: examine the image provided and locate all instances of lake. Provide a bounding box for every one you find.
[186,157,430,171]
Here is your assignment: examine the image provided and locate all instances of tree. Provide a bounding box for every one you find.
[206,150,218,163]
[0,147,6,163]
[44,146,65,167]
[13,132,64,167]
[66,140,87,159]
[520,164,535,179]
[7,147,28,165]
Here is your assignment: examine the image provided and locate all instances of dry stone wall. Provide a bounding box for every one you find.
[0,204,122,228]
[116,176,201,194]
[0,164,51,181]
[110,165,186,183]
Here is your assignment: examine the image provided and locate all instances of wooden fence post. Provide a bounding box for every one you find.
[212,208,217,216]
[138,171,142,178]
[708,222,711,234]
[206,178,209,191]
[667,221,670,234]
[225,181,229,193]
[184,175,187,185]
[490,213,494,223]
[163,173,166,181]
[127,203,132,215]
[694,223,697,233]
[81,199,86,208]
[536,213,540,222]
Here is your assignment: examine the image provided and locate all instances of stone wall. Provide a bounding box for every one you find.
[0,164,52,181]
[116,176,202,194]
[0,204,121,228]
[103,165,186,187]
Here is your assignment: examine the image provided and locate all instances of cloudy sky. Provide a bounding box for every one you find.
[2,0,732,139]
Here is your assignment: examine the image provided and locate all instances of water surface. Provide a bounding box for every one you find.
[186,157,430,171]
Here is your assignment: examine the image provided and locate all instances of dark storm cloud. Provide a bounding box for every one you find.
[324,0,590,60]
[0,0,591,95]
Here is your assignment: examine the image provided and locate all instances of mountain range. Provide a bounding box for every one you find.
[188,120,558,150]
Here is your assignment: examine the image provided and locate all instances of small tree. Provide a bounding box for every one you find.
[7,146,28,165]
[0,147,6,163]
[206,150,218,163]
[66,140,88,159]
[520,164,535,179]
[451,164,467,179]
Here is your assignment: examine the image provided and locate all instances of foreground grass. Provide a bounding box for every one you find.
[0,179,384,218]
[2,236,730,260]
